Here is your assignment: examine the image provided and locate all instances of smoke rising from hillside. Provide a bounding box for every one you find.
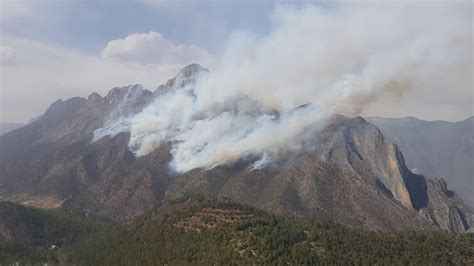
[94,2,472,173]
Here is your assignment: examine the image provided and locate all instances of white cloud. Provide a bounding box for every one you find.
[0,35,187,123]
[101,32,213,66]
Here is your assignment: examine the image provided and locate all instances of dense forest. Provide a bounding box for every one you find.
[1,197,473,265]
[0,201,106,264]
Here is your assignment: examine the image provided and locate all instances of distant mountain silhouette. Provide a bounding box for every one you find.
[0,122,24,136]
[367,116,474,208]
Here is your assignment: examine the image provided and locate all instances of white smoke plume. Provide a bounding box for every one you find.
[94,2,472,173]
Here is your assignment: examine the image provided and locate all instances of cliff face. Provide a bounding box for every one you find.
[317,117,417,209]
[315,117,472,232]
[164,115,471,232]
[420,179,473,232]
[366,116,474,208]
[0,64,471,232]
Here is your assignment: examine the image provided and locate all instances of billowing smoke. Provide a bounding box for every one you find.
[94,2,471,173]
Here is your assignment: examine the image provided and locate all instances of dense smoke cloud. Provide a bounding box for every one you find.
[94,2,472,173]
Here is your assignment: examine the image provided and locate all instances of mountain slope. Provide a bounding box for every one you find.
[0,123,24,136]
[0,201,106,246]
[0,85,153,197]
[366,116,474,208]
[164,116,472,232]
[0,64,471,233]
[63,197,474,265]
[0,201,106,264]
[3,197,473,265]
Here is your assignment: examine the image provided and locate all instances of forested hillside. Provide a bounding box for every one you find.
[0,201,107,264]
[1,197,473,265]
[64,197,474,265]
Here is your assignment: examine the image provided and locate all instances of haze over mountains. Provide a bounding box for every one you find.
[0,123,24,136]
[367,117,474,208]
[0,64,472,234]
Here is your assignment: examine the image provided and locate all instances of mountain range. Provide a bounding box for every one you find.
[0,64,472,234]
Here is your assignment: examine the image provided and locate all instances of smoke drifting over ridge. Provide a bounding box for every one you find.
[94,3,472,173]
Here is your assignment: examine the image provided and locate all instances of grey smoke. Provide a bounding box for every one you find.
[94,2,472,173]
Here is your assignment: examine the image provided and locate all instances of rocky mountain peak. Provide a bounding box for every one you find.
[155,63,209,95]
[105,85,153,121]
[177,63,209,78]
[316,116,418,209]
[43,97,87,120]
[87,92,103,104]
[105,84,149,104]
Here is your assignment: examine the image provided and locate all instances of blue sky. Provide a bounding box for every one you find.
[2,0,313,54]
[0,1,471,123]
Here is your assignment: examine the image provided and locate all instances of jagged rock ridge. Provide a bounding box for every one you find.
[0,64,471,232]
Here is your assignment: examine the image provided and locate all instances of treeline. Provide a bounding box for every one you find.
[1,197,473,265]
[62,197,474,265]
[0,201,107,264]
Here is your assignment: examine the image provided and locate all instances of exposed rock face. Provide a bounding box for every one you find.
[0,84,153,195]
[0,64,471,232]
[421,179,472,232]
[318,117,416,209]
[0,84,152,148]
[366,116,474,208]
[155,63,208,95]
[163,116,472,232]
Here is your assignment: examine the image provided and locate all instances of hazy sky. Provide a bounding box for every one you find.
[0,0,472,123]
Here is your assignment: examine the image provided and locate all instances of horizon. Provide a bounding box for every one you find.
[1,1,473,123]
[2,60,473,124]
